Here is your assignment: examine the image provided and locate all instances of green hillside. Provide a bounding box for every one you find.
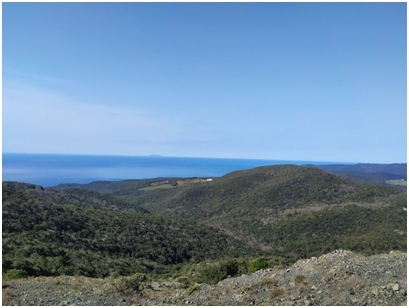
[2,183,259,279]
[3,165,406,282]
[53,177,181,194]
[125,165,407,260]
[144,165,403,216]
[5,181,149,213]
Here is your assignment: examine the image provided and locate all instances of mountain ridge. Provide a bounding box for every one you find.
[309,163,406,187]
[116,165,406,260]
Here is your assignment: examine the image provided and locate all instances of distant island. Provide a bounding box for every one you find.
[148,154,164,157]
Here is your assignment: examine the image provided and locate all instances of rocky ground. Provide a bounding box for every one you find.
[2,250,407,306]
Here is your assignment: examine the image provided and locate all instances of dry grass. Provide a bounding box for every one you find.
[249,277,278,289]
[293,274,308,294]
[268,287,285,299]
[144,289,170,300]
[223,285,231,294]
[293,274,307,286]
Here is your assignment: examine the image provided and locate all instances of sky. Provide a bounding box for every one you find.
[2,2,407,163]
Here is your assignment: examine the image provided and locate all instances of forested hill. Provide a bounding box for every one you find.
[3,181,149,213]
[134,165,407,260]
[2,182,260,278]
[49,165,407,262]
[144,165,405,217]
[3,165,406,284]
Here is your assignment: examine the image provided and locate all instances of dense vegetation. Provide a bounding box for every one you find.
[143,166,405,261]
[265,198,407,259]
[3,164,406,285]
[6,181,148,213]
[54,177,181,196]
[2,182,259,279]
[53,166,406,262]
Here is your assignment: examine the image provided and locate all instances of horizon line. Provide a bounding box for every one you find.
[3,151,407,165]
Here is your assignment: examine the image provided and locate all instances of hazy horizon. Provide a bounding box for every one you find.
[3,152,406,165]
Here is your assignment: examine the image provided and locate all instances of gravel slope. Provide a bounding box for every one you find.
[3,250,406,306]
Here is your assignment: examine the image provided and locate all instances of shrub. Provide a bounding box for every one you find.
[196,263,223,284]
[3,269,28,280]
[268,256,290,268]
[248,257,269,274]
[115,273,147,295]
[293,274,307,286]
[176,277,190,288]
[196,258,240,284]
[220,258,239,277]
[186,283,200,295]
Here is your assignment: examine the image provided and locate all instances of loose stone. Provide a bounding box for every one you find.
[371,289,379,296]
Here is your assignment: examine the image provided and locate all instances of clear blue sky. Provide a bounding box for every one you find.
[2,2,407,163]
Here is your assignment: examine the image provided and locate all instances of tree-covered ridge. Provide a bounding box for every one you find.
[129,165,406,260]
[53,177,218,214]
[2,183,260,278]
[53,177,182,193]
[144,165,404,218]
[3,181,148,213]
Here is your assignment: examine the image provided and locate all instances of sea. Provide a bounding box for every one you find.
[2,153,347,187]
